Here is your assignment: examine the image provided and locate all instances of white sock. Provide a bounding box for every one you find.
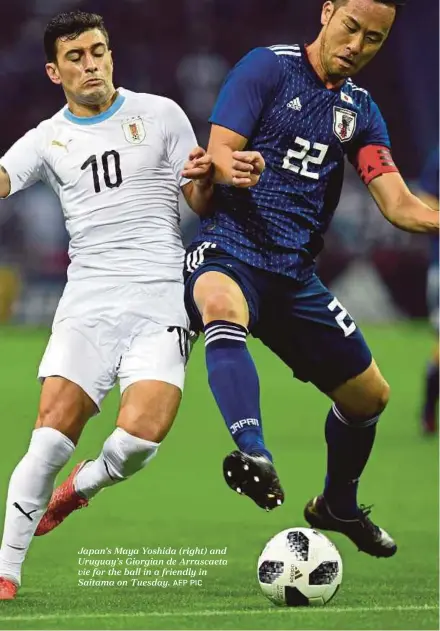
[75,428,159,500]
[0,428,75,586]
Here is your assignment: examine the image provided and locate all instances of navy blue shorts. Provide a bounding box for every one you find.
[184,244,372,393]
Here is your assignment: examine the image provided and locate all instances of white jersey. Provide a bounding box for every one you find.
[0,87,196,287]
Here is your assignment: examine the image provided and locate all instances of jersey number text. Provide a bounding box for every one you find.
[282,137,329,180]
[328,298,357,338]
[81,150,123,193]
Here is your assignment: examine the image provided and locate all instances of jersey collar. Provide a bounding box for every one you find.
[63,91,125,125]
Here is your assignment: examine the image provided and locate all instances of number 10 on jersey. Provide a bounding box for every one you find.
[282,136,329,180]
[81,150,123,193]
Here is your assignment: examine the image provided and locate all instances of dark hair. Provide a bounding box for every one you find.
[44,11,109,62]
[332,0,406,8]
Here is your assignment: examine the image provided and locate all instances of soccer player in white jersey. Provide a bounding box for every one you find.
[0,11,215,600]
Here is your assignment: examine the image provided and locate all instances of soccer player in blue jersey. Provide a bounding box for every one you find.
[182,0,439,558]
[418,147,439,434]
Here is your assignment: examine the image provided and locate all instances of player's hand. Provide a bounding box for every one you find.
[182,147,214,188]
[231,151,265,188]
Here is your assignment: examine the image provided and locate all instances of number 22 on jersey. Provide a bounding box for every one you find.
[282,136,329,181]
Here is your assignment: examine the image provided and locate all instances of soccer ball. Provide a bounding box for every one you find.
[257,527,343,607]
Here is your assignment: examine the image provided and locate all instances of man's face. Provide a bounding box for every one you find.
[46,28,114,106]
[320,0,396,79]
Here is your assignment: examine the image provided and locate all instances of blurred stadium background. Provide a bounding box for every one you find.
[0,2,438,629]
[0,0,438,324]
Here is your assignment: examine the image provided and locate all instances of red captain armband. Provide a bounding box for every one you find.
[351,145,399,186]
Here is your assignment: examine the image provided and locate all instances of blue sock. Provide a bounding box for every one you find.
[324,404,378,519]
[424,361,439,416]
[204,320,272,461]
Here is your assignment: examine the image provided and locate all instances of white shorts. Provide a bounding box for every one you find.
[38,281,189,409]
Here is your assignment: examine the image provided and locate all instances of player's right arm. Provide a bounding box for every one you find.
[0,128,43,199]
[207,48,282,188]
[208,126,265,188]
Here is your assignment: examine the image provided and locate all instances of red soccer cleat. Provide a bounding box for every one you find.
[35,461,89,536]
[0,577,18,600]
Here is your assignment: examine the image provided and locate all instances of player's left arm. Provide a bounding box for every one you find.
[162,98,213,216]
[417,191,439,212]
[350,100,438,234]
[181,147,214,217]
[368,170,439,234]
[417,147,439,211]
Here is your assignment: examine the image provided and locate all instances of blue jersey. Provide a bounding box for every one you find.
[419,146,439,264]
[194,45,391,280]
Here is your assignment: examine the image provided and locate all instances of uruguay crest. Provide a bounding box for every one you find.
[333,106,357,143]
[122,117,146,144]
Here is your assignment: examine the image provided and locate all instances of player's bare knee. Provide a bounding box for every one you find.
[202,291,245,325]
[374,379,390,415]
[354,379,390,419]
[194,272,248,327]
[36,402,87,444]
[36,403,63,430]
[36,378,94,442]
[37,396,76,430]
[333,358,391,420]
[118,382,180,443]
[119,410,167,443]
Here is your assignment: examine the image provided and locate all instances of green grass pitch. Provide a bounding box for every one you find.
[0,323,438,630]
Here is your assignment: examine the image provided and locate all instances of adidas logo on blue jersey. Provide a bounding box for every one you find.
[287,97,302,111]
